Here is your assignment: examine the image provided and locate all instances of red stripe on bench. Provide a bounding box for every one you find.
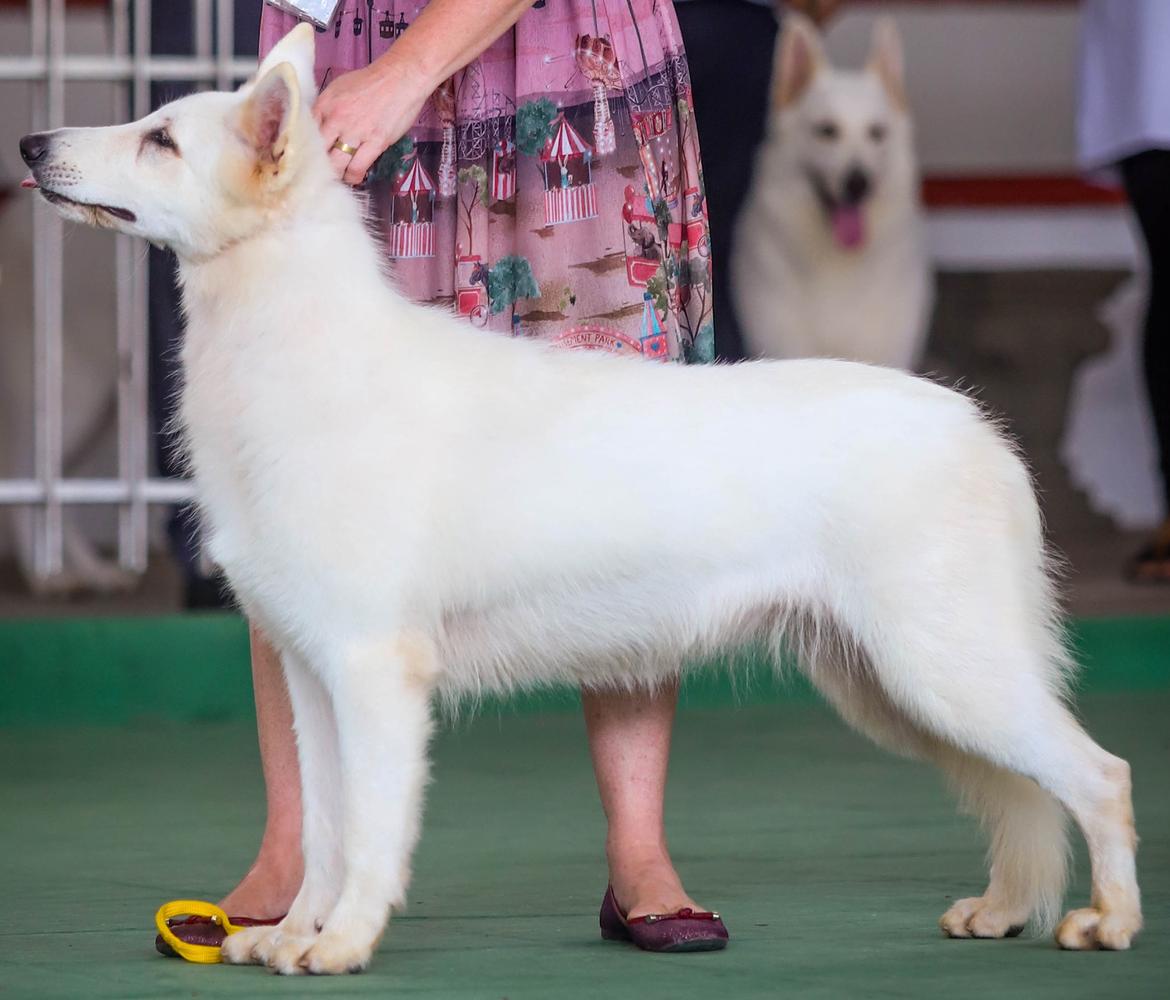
[922,175,1126,209]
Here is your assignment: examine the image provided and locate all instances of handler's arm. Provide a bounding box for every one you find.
[313,0,536,185]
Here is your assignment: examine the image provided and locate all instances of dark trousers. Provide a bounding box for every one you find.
[146,2,262,600]
[1120,150,1170,510]
[675,0,778,362]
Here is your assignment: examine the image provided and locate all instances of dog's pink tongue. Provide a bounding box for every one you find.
[831,204,864,250]
[20,176,38,189]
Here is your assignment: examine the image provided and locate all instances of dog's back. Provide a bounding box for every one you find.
[733,14,933,370]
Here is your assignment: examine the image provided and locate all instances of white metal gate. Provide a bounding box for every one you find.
[0,0,256,581]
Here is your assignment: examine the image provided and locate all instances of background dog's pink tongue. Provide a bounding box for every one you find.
[20,176,38,189]
[832,204,864,249]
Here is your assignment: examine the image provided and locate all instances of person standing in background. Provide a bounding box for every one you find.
[673,0,839,361]
[147,0,262,608]
[1079,0,1170,582]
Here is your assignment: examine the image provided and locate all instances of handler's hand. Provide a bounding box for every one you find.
[313,62,431,186]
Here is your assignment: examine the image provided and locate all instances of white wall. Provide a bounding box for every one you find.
[827,3,1080,174]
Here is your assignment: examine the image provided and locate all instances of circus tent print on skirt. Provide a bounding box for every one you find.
[540,114,598,226]
[392,154,436,259]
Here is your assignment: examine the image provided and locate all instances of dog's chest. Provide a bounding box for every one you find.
[177,315,306,570]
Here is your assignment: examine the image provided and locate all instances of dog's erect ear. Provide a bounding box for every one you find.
[775,12,824,108]
[868,17,907,110]
[238,63,300,180]
[254,21,316,103]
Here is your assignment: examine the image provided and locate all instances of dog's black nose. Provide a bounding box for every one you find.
[842,167,871,206]
[19,132,51,166]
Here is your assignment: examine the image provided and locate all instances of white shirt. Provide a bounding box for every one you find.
[1079,0,1170,170]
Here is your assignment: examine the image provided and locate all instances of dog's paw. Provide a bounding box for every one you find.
[297,928,375,975]
[1055,907,1141,951]
[266,931,319,976]
[220,925,275,965]
[940,897,1027,939]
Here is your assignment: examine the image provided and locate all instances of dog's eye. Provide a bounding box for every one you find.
[145,127,178,153]
[813,121,840,141]
[869,123,888,143]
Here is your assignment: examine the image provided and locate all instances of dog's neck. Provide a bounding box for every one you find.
[176,174,393,342]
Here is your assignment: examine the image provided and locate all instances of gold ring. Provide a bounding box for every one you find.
[332,139,359,156]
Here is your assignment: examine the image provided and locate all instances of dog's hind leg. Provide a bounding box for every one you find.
[923,681,1136,950]
[830,554,1141,950]
[225,648,346,972]
[290,631,438,975]
[800,651,1071,940]
[932,749,1069,939]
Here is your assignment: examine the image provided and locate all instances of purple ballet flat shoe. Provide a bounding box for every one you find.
[154,913,284,958]
[599,885,729,953]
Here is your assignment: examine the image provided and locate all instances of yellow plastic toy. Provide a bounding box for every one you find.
[154,899,243,964]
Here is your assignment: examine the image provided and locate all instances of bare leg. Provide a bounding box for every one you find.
[583,682,705,919]
[217,626,304,918]
[225,648,343,970]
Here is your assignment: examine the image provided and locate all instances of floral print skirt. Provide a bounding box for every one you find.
[260,0,714,362]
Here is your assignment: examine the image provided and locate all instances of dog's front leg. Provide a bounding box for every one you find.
[222,648,344,971]
[296,633,437,975]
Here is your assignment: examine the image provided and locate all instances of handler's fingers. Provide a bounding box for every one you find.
[343,141,382,187]
[314,106,344,157]
[327,144,355,180]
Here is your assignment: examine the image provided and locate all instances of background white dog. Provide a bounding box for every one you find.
[734,14,933,370]
[20,24,1140,975]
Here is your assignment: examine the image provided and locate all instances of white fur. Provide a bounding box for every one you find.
[25,23,1141,974]
[734,15,934,369]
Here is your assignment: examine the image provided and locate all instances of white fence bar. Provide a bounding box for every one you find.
[30,0,65,577]
[112,0,135,571]
[0,56,258,81]
[119,0,151,571]
[0,479,198,505]
[216,0,235,91]
[3,0,253,585]
[195,0,214,73]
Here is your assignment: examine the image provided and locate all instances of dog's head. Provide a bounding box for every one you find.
[770,14,913,251]
[18,23,321,260]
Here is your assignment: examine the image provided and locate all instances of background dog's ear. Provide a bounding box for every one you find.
[868,17,907,110]
[238,63,300,181]
[254,22,316,104]
[775,12,824,108]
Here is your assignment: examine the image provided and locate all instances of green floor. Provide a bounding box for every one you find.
[1,693,1167,999]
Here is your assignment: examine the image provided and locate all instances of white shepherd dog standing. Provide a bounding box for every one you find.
[20,24,1140,976]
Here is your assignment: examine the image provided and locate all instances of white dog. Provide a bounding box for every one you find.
[734,14,933,369]
[21,24,1140,975]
